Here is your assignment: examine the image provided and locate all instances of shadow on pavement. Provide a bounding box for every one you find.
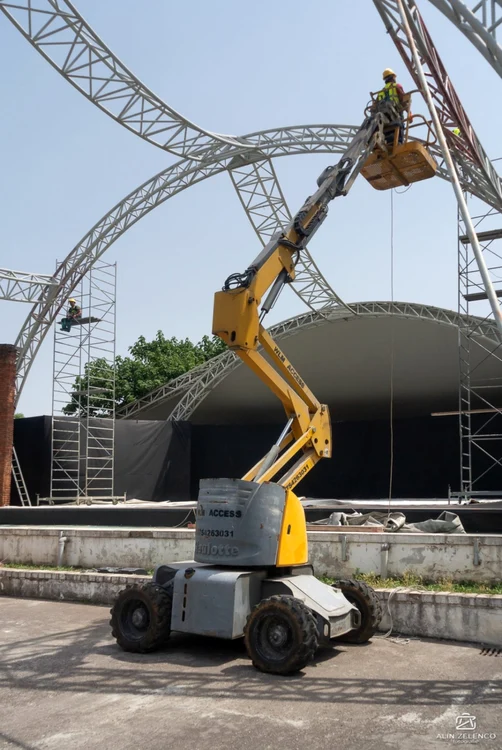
[0,617,499,707]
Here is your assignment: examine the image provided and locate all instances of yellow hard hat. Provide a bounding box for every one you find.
[69,298,76,303]
[383,68,396,79]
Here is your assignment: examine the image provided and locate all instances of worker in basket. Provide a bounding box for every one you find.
[374,68,407,145]
[60,298,82,332]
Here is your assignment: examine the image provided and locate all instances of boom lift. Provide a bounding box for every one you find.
[361,92,437,190]
[110,98,437,675]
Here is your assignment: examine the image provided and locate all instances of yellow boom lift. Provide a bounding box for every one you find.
[111,94,437,674]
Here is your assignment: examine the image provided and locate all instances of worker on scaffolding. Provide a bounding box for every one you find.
[60,298,82,332]
[374,68,407,144]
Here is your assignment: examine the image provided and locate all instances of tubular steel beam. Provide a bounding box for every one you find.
[373,0,502,208]
[394,0,502,339]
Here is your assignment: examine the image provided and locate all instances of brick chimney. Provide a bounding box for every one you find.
[0,344,18,506]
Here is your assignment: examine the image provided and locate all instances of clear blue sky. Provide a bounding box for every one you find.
[1,0,501,417]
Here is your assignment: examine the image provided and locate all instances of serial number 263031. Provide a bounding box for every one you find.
[199,529,234,538]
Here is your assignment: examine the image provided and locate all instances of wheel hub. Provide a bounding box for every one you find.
[131,604,148,629]
[267,622,289,648]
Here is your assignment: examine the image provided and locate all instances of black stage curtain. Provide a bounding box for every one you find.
[190,416,463,499]
[114,419,191,501]
[10,416,52,504]
[11,417,191,503]
[11,413,502,503]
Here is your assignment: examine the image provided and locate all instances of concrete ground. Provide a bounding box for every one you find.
[0,598,501,750]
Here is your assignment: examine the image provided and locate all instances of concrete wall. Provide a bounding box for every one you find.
[0,568,142,605]
[377,588,502,647]
[0,527,196,570]
[1,526,501,583]
[308,530,502,582]
[1,569,500,647]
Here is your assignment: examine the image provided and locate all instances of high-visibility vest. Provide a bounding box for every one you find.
[377,82,400,106]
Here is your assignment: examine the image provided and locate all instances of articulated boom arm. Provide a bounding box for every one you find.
[212,111,388,491]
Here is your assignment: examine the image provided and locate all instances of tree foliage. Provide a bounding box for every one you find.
[63,358,115,416]
[64,332,226,415]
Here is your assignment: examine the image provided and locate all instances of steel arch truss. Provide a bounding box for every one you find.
[0,1,359,315]
[0,0,243,158]
[4,0,502,414]
[428,0,502,77]
[374,0,502,208]
[13,122,502,403]
[167,300,500,421]
[0,269,58,303]
[117,300,499,421]
[228,158,353,313]
[3,0,502,271]
[0,0,360,303]
[3,0,502,158]
[11,125,359,400]
[229,159,292,244]
[3,0,501,234]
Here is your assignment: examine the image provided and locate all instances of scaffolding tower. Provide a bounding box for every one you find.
[51,260,117,500]
[458,197,502,498]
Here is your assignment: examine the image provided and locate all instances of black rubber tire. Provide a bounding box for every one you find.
[332,579,382,644]
[110,582,173,653]
[244,595,318,675]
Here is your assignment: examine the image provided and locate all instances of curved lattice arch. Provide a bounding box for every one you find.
[0,0,242,157]
[13,124,360,401]
[14,121,502,403]
[2,0,502,155]
[117,300,501,421]
[3,0,502,406]
[428,0,502,78]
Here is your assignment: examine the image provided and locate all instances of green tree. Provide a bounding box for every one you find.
[63,358,115,416]
[64,332,226,415]
[196,334,227,361]
[14,413,25,419]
